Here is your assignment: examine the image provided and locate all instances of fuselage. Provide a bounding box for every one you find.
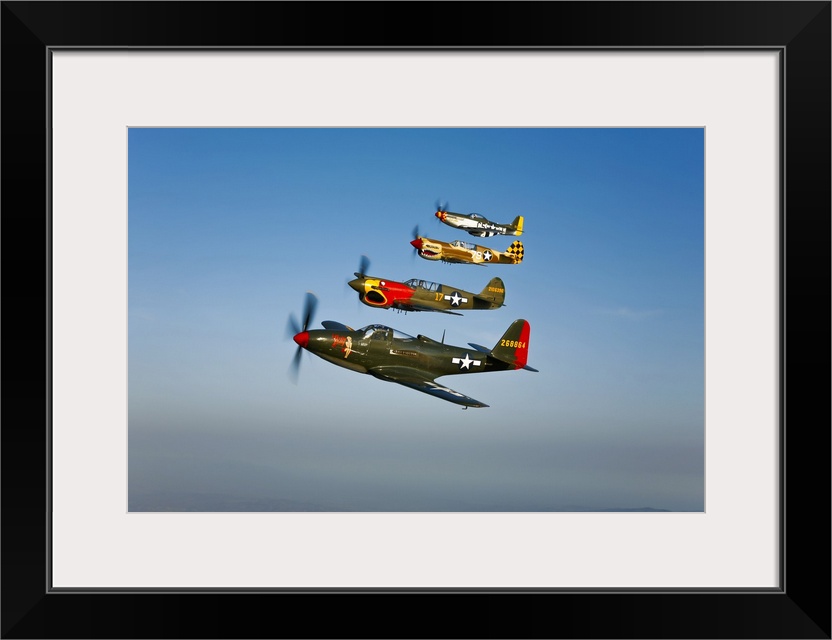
[410,237,495,263]
[410,236,523,265]
[293,324,511,378]
[346,275,500,312]
[435,211,523,237]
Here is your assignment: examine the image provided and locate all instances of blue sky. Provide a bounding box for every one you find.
[128,127,704,512]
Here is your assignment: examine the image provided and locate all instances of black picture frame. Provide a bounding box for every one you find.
[2,2,829,638]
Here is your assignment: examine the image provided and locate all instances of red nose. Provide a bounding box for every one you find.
[410,238,423,250]
[293,331,309,348]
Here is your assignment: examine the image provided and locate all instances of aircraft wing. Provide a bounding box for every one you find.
[401,303,463,316]
[368,366,488,408]
[467,342,492,354]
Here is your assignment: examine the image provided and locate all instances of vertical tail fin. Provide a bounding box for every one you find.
[476,277,506,307]
[511,216,524,236]
[503,240,524,264]
[489,319,532,369]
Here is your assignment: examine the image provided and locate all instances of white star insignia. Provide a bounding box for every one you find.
[483,250,492,261]
[444,291,468,306]
[452,353,481,370]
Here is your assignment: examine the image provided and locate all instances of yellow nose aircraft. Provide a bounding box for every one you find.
[347,256,505,315]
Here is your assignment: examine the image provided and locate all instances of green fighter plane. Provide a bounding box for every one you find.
[347,256,505,316]
[288,293,538,408]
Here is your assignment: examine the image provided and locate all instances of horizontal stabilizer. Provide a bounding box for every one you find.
[467,343,491,354]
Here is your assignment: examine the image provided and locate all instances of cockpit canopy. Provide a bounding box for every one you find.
[451,239,477,250]
[359,324,415,341]
[469,213,484,219]
[403,278,440,292]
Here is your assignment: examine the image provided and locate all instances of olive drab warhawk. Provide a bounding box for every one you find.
[347,256,506,315]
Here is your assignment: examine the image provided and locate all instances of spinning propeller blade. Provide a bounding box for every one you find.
[347,255,370,307]
[410,225,421,259]
[287,291,318,383]
[289,345,304,384]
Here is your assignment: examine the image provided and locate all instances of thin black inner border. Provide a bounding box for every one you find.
[45,45,784,594]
